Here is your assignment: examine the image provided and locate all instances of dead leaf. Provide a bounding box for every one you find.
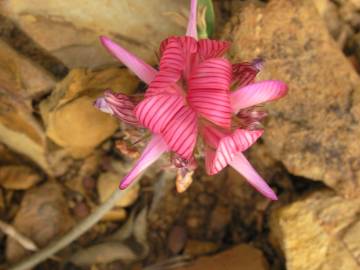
[0,165,41,190]
[69,241,138,266]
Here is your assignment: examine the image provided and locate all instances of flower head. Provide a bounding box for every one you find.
[95,0,288,200]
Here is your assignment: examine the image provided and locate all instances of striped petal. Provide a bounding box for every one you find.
[100,36,157,84]
[135,94,198,159]
[94,90,139,126]
[186,0,198,39]
[229,153,278,200]
[188,58,232,128]
[162,106,198,159]
[231,80,288,113]
[198,39,230,60]
[232,62,259,89]
[120,134,168,189]
[147,36,198,97]
[204,126,263,175]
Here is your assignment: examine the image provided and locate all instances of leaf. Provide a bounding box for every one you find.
[69,242,138,266]
[198,0,215,38]
[134,207,148,245]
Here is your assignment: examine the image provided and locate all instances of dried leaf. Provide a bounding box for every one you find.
[134,208,148,245]
[69,241,137,266]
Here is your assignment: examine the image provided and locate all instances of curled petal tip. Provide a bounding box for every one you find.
[94,97,114,115]
[231,80,289,113]
[99,35,157,84]
[118,134,168,189]
[229,152,277,201]
[269,192,278,201]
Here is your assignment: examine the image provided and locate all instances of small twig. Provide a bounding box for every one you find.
[8,188,128,270]
[0,220,38,251]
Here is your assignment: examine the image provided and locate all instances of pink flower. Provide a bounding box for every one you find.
[95,0,288,200]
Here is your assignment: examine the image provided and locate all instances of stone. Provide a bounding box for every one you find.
[178,244,269,270]
[270,190,360,270]
[184,240,218,257]
[40,68,138,158]
[0,40,55,98]
[0,89,50,172]
[167,225,187,254]
[97,172,140,208]
[0,165,41,190]
[223,0,360,198]
[313,0,343,39]
[0,0,187,68]
[6,182,73,261]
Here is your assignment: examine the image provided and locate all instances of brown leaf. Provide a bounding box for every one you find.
[69,241,138,266]
[0,165,41,190]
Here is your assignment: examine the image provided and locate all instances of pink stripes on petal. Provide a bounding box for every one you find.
[188,58,232,128]
[120,134,168,189]
[186,0,198,39]
[232,62,259,89]
[229,153,278,200]
[135,94,198,159]
[231,80,288,113]
[162,106,198,159]
[135,94,185,133]
[100,36,157,84]
[198,39,230,60]
[147,36,198,97]
[95,90,139,125]
[204,126,263,175]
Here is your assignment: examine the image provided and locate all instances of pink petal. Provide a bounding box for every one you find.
[188,58,232,128]
[135,94,185,133]
[147,36,198,97]
[198,39,230,60]
[94,90,139,126]
[162,106,198,159]
[120,134,168,189]
[186,0,198,39]
[135,94,198,159]
[204,126,263,175]
[100,36,157,84]
[229,153,278,200]
[231,80,288,113]
[232,62,259,89]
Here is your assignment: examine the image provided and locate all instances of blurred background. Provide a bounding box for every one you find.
[0,0,360,269]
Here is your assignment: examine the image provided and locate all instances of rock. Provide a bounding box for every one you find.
[178,244,269,270]
[270,190,360,270]
[0,0,187,68]
[184,240,218,257]
[6,182,73,261]
[223,0,360,198]
[40,68,138,157]
[0,40,55,99]
[97,172,140,208]
[0,89,50,172]
[313,0,343,39]
[208,205,231,237]
[0,165,41,190]
[167,225,187,254]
